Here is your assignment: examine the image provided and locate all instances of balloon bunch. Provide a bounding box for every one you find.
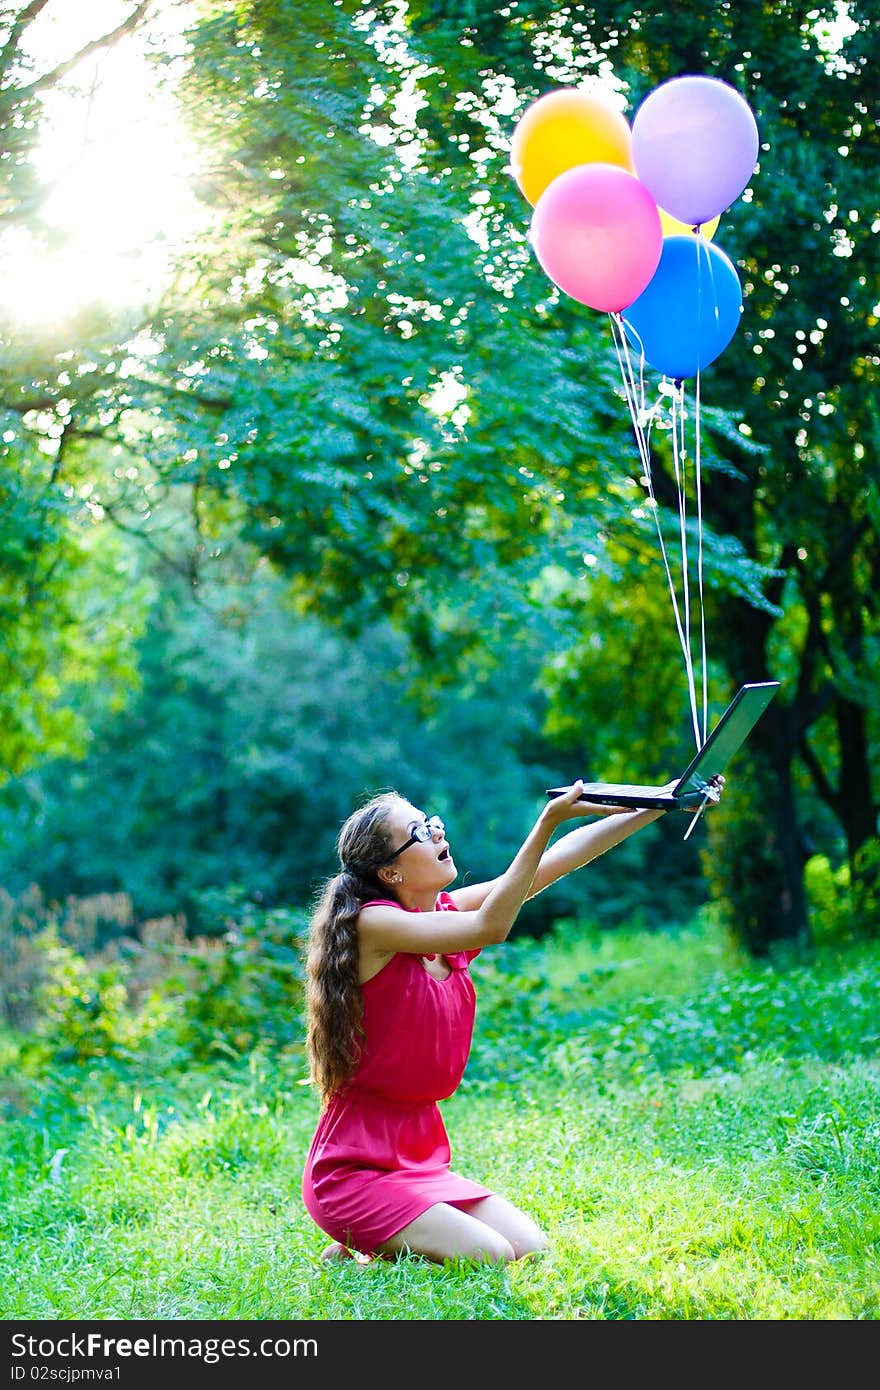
[510,75,759,748]
[512,75,757,375]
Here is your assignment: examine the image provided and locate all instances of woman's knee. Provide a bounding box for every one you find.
[512,1227,550,1260]
[383,1225,516,1264]
[376,1204,517,1265]
[462,1195,549,1260]
[470,1229,517,1263]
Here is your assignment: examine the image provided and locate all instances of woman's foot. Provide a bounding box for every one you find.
[320,1241,373,1265]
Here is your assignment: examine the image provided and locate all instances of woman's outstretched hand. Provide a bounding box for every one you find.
[662,772,726,813]
[703,772,725,804]
[544,774,727,825]
[541,780,634,825]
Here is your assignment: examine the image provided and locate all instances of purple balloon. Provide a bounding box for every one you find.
[632,76,759,227]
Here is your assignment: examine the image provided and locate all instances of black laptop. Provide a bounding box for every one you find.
[546,681,780,811]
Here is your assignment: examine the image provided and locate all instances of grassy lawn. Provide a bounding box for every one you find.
[1,914,878,1321]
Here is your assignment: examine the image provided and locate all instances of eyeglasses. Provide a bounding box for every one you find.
[385,814,445,862]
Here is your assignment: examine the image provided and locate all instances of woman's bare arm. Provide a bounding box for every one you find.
[358,781,605,957]
[449,776,724,909]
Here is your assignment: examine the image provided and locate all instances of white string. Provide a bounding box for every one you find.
[609,315,685,642]
[693,233,720,746]
[608,312,652,471]
[670,384,701,750]
[609,313,701,749]
[682,788,711,841]
[694,367,708,746]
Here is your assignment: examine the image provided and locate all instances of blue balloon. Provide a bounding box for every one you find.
[622,235,743,380]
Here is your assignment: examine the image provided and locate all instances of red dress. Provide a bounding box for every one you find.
[301,891,492,1254]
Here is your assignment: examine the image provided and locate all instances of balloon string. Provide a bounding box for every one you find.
[671,389,689,711]
[674,235,712,749]
[609,311,651,472]
[692,238,712,746]
[610,315,692,680]
[694,368,708,746]
[608,314,697,733]
[670,386,701,751]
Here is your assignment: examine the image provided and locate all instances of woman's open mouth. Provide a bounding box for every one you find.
[438,847,451,862]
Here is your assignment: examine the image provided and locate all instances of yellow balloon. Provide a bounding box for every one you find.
[510,87,633,207]
[658,207,721,240]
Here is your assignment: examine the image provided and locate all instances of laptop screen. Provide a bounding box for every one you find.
[673,682,780,797]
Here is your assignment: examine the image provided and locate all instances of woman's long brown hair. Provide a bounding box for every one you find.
[305,792,401,1106]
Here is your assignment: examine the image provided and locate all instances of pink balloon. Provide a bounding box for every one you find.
[530,163,662,313]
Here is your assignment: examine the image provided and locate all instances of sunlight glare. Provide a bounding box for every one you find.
[0,0,203,329]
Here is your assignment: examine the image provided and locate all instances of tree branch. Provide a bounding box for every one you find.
[13,1,153,100]
[0,393,59,414]
[798,731,841,817]
[99,496,204,589]
[0,0,51,71]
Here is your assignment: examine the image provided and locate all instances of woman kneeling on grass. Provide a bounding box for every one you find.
[302,776,722,1266]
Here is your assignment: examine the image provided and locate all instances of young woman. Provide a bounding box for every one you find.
[302,776,722,1266]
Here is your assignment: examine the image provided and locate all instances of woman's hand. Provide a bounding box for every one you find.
[705,773,725,802]
[545,773,726,825]
[541,781,633,827]
[676,772,725,812]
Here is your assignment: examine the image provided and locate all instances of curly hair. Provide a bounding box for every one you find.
[304,791,402,1106]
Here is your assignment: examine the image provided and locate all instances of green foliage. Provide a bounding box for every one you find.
[805,853,852,946]
[805,837,880,944]
[163,886,309,1061]
[154,0,880,953]
[106,0,764,687]
[0,883,169,1064]
[0,883,308,1071]
[0,435,147,777]
[383,0,880,941]
[22,924,165,1065]
[466,912,880,1089]
[0,885,137,1032]
[700,746,810,954]
[0,3,159,779]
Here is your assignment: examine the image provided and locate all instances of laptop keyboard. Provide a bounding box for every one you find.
[578,782,665,797]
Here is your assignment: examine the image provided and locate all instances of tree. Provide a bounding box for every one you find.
[0,2,157,776]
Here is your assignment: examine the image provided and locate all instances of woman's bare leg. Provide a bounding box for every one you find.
[375,1202,513,1263]
[374,1197,547,1265]
[454,1194,550,1259]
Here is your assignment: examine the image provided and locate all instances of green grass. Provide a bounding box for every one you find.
[2,914,879,1320]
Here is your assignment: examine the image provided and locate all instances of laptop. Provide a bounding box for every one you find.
[546,681,780,811]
